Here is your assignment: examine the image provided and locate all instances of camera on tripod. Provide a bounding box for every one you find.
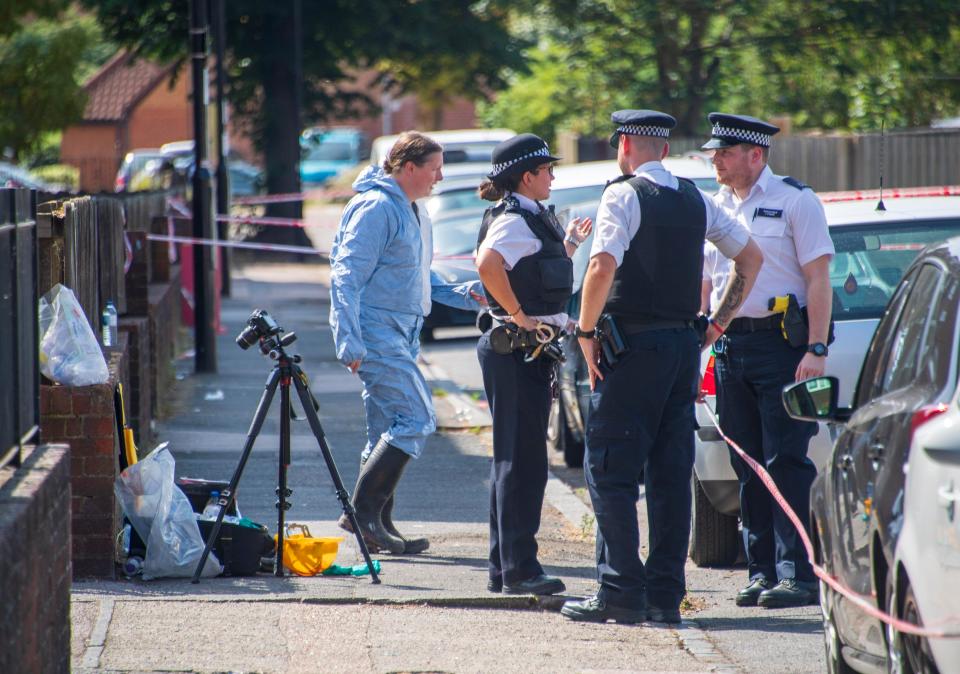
[235,309,295,357]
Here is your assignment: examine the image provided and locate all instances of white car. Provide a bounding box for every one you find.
[894,365,960,673]
[693,191,960,566]
[369,128,515,175]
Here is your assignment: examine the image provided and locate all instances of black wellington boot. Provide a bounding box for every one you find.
[382,491,430,555]
[341,440,408,554]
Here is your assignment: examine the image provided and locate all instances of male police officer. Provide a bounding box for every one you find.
[700,113,834,608]
[561,110,762,624]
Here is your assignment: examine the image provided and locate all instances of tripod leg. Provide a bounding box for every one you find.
[275,372,292,577]
[291,366,381,583]
[191,367,281,584]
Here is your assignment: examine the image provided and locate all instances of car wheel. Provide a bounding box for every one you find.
[548,398,584,468]
[547,399,564,453]
[891,578,937,674]
[820,578,857,674]
[689,474,739,566]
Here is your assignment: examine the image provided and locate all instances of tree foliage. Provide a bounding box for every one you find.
[0,10,112,160]
[82,1,526,168]
[481,0,960,144]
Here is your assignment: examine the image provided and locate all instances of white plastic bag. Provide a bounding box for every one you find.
[38,284,109,386]
[114,444,221,580]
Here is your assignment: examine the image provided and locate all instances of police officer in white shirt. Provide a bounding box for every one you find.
[700,112,835,609]
[560,110,762,625]
[475,133,592,596]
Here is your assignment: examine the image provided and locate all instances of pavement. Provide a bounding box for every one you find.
[69,259,802,673]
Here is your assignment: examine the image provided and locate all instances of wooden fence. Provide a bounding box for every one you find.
[564,127,960,192]
[37,192,169,342]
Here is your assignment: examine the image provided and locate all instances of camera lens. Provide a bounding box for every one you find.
[235,324,259,350]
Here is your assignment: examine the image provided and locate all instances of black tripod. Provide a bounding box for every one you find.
[191,324,380,584]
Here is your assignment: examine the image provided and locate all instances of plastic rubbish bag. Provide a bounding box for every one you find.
[38,284,109,386]
[114,443,221,580]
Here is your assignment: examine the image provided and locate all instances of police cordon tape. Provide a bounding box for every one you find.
[700,402,960,639]
[148,233,323,256]
[232,191,310,205]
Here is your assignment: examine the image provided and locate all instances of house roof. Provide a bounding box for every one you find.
[82,51,175,122]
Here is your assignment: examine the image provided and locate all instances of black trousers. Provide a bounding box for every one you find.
[477,330,553,585]
[585,327,699,611]
[714,329,817,583]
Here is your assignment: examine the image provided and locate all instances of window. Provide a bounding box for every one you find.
[882,265,942,394]
[854,268,916,407]
[917,273,959,394]
[829,218,960,320]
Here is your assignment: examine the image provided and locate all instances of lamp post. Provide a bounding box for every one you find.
[190,0,217,372]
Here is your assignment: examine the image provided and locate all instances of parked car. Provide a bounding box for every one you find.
[115,149,165,192]
[0,161,62,192]
[782,232,960,674]
[158,141,265,198]
[369,128,514,172]
[300,127,367,187]
[691,192,960,567]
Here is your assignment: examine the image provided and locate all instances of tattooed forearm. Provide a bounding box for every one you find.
[713,270,747,327]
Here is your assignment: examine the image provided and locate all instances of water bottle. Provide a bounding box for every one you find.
[101,300,118,347]
[123,555,143,577]
[201,491,222,520]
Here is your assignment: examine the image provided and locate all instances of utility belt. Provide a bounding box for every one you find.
[487,320,565,364]
[724,294,834,347]
[599,314,702,369]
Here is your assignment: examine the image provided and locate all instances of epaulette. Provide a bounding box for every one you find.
[602,174,633,193]
[782,176,810,191]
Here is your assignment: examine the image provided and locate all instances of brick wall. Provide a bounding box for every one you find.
[0,443,71,674]
[40,343,129,578]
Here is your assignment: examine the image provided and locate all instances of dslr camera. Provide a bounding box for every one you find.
[236,309,289,355]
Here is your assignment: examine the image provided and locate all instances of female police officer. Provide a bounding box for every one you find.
[476,134,592,594]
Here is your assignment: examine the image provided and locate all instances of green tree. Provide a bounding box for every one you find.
[84,0,526,244]
[0,10,111,161]
[482,0,960,144]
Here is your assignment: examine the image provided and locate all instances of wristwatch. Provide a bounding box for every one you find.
[807,342,828,357]
[574,325,596,338]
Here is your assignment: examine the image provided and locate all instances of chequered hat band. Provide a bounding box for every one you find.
[616,124,671,138]
[491,146,551,176]
[712,124,772,147]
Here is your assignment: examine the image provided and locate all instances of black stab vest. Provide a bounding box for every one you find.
[604,176,707,321]
[477,197,574,316]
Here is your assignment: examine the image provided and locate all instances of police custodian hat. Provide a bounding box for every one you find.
[609,109,677,148]
[701,113,780,149]
[488,133,561,180]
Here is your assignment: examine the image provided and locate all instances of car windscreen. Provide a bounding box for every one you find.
[433,215,481,257]
[441,142,499,163]
[830,218,960,320]
[304,141,355,161]
[426,189,487,219]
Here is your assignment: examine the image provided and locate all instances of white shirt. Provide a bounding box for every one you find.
[705,165,834,318]
[416,203,433,315]
[590,161,749,266]
[478,192,568,327]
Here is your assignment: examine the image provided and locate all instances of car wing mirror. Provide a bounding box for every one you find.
[782,376,852,422]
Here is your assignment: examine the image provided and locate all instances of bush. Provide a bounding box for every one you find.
[32,164,79,192]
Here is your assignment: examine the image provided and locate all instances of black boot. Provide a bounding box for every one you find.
[382,492,430,554]
[338,440,407,554]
